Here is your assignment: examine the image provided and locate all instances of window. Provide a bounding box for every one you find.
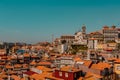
[65,73,68,77]
[59,72,62,76]
[117,65,120,70]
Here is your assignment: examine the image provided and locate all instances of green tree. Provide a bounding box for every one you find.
[70,44,88,54]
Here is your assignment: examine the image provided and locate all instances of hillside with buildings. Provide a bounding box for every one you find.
[0,25,120,80]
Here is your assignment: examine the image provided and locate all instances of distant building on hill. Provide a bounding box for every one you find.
[102,25,118,43]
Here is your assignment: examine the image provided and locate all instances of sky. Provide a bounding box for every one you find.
[0,0,120,43]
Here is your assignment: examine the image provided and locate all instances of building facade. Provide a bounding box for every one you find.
[74,31,87,45]
[102,26,118,43]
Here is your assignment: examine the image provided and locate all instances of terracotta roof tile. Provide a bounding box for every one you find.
[31,74,45,80]
[0,74,7,78]
[1,56,7,59]
[114,59,120,63]
[36,66,52,72]
[22,64,29,68]
[84,60,92,67]
[31,72,63,80]
[79,72,102,80]
[31,55,38,58]
[107,58,116,61]
[91,62,111,70]
[0,62,5,65]
[0,78,3,80]
[10,55,17,60]
[78,77,83,80]
[23,71,37,76]
[23,53,30,57]
[30,60,37,65]
[11,75,20,80]
[38,61,52,65]
[5,65,13,69]
[7,57,11,61]
[91,73,103,78]
[14,64,22,68]
[74,57,82,62]
[7,71,16,75]
[60,66,80,72]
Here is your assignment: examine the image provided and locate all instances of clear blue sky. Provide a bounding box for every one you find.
[0,0,120,43]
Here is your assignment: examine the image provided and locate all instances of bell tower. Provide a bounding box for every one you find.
[82,24,86,35]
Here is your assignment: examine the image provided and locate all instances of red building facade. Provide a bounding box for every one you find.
[54,69,82,80]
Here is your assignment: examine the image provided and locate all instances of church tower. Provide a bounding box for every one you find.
[82,24,86,35]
